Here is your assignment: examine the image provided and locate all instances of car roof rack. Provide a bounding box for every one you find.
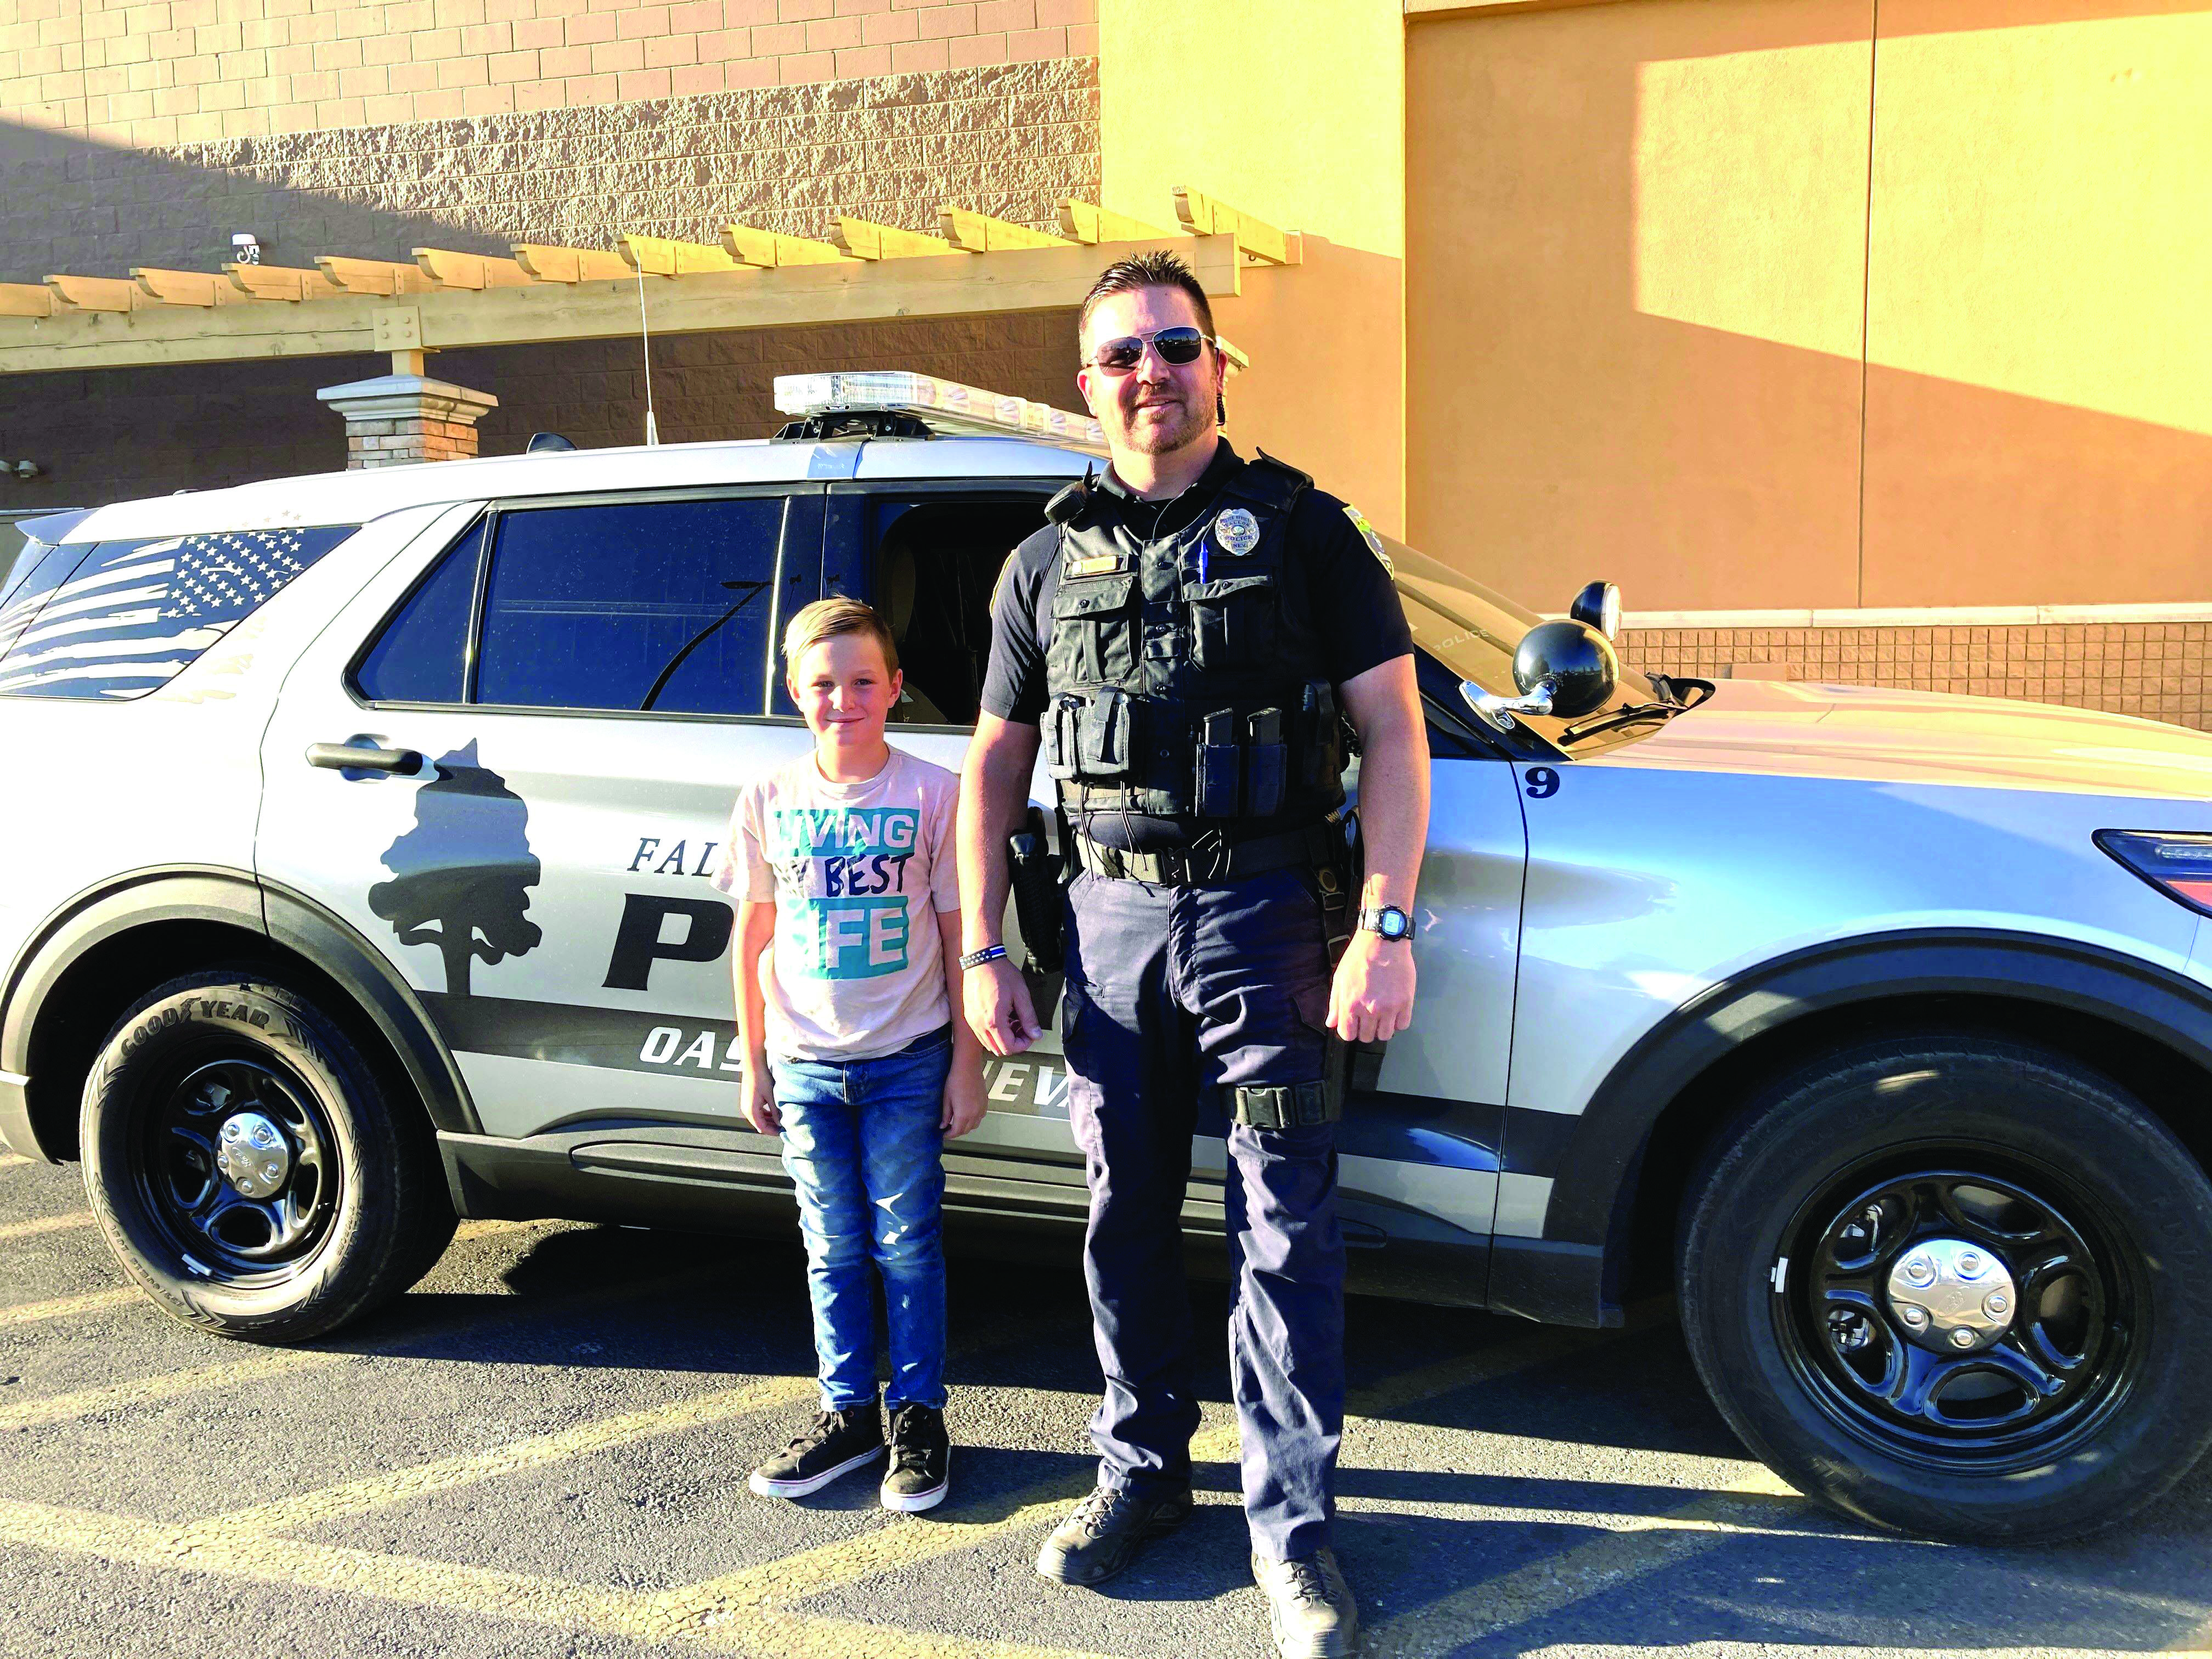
[771,371,1106,454]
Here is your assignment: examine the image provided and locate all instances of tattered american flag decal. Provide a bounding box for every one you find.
[0,525,355,701]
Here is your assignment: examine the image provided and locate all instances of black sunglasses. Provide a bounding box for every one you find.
[1086,326,1212,373]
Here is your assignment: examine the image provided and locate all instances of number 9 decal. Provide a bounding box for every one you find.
[1524,766,1561,799]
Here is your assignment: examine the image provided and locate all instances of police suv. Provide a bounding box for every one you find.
[4,371,2210,1547]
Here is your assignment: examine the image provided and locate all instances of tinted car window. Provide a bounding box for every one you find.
[862,494,1049,726]
[356,520,484,705]
[0,526,356,701]
[475,496,786,715]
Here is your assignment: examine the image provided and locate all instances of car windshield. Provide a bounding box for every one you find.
[1381,534,1664,747]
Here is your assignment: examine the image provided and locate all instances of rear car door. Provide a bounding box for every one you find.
[259,480,826,1156]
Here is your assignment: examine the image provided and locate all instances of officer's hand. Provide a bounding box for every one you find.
[738,1058,781,1135]
[941,1060,989,1139]
[1328,934,1417,1045]
[964,957,1040,1056]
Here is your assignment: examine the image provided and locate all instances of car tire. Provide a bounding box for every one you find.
[1679,1034,2212,1543]
[80,970,456,1343]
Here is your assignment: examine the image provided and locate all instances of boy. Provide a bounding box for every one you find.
[716,597,988,1511]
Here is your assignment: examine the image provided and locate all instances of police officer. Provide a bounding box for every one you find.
[957,252,1428,1659]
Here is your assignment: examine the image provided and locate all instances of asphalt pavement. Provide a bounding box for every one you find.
[2,1149,2208,1659]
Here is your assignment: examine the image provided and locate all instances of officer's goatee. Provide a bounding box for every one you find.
[1118,392,1209,456]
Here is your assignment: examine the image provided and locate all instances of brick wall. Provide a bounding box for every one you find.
[0,307,1081,507]
[1,0,1097,147]
[0,57,1100,281]
[1617,623,2212,732]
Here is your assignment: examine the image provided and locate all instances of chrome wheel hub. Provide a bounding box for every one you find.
[1885,1236,2017,1352]
[213,1111,291,1199]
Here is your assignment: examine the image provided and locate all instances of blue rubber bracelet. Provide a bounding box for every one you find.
[960,944,1008,969]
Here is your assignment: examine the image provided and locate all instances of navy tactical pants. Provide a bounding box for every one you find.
[1060,864,1346,1563]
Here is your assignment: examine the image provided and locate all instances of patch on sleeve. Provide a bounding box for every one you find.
[1344,504,1393,573]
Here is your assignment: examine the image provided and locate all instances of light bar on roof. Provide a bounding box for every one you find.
[774,371,1105,452]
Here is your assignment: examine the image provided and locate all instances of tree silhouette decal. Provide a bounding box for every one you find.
[369,741,542,997]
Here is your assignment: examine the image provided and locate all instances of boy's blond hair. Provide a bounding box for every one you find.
[781,596,899,674]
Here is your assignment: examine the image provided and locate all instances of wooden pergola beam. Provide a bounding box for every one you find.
[512,243,632,284]
[316,256,435,296]
[1172,189,1299,266]
[413,248,533,290]
[0,234,1243,375]
[1060,200,1171,244]
[227,263,344,302]
[722,223,851,268]
[47,274,139,312]
[0,284,54,319]
[618,234,740,278]
[939,207,1071,253]
[830,217,964,261]
[133,268,246,307]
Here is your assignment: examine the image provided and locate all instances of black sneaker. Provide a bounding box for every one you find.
[879,1403,951,1513]
[1034,1482,1194,1585]
[747,1400,883,1499]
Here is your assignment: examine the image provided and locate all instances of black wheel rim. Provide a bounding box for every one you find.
[133,1052,340,1285]
[1775,1152,2141,1473]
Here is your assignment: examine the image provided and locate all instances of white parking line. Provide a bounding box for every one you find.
[0,1287,138,1328]
[0,1211,94,1243]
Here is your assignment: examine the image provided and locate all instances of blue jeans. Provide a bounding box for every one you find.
[769,1027,951,1413]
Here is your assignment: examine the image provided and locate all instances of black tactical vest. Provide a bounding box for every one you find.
[1039,454,1348,830]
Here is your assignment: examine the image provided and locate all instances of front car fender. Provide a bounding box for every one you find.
[0,867,476,1161]
[1492,928,2212,1326]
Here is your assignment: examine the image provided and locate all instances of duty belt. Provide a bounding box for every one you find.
[1069,821,1342,888]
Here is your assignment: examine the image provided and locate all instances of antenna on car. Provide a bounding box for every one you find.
[636,267,660,448]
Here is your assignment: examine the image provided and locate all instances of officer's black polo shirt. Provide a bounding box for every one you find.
[979,441,1414,850]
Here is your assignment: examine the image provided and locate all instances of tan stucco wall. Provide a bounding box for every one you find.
[1,0,1095,148]
[1405,0,2212,617]
[1096,0,1406,534]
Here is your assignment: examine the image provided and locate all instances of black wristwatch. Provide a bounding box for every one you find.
[1358,905,1415,941]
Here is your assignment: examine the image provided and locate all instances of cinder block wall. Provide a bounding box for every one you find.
[0,4,1101,510]
[1,0,1097,146]
[0,57,1100,281]
[1616,623,2212,732]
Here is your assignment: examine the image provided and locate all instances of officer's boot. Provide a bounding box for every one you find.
[1034,1482,1193,1585]
[1251,1546,1359,1659]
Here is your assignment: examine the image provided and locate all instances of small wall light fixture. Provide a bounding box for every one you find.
[0,459,44,479]
[231,232,263,265]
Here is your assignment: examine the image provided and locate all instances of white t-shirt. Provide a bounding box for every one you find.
[715,746,962,1062]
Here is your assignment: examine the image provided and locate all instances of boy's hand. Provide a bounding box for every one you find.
[941,1062,988,1139]
[963,957,1039,1056]
[738,1058,780,1135]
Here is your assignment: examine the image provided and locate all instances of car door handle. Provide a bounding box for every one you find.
[306,741,425,775]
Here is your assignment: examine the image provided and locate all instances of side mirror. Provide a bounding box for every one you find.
[1570,580,1621,640]
[1460,618,1620,732]
[1517,619,1617,717]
